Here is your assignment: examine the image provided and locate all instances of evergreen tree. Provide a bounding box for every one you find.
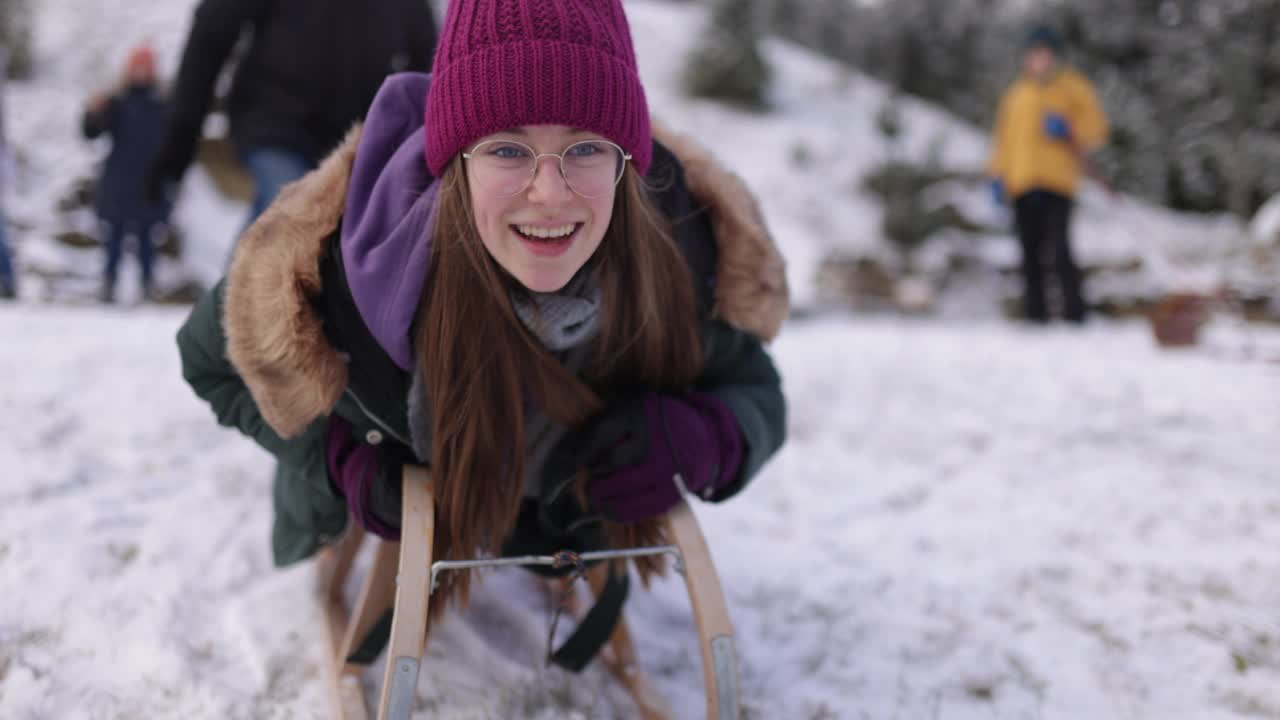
[683,0,772,110]
[770,0,1280,216]
[0,0,33,79]
[1049,0,1280,215]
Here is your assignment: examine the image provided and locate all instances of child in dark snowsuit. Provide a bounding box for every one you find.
[82,45,170,302]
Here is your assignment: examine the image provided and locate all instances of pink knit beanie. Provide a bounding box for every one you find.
[423,0,652,176]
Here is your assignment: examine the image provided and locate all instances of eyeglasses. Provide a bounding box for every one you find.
[462,139,631,199]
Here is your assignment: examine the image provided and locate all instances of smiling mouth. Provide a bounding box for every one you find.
[512,223,582,243]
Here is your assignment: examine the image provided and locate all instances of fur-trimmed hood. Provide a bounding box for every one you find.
[224,123,788,439]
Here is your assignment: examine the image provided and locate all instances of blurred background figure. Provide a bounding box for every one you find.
[81,44,168,304]
[0,180,13,299]
[145,0,439,230]
[0,194,11,303]
[0,209,13,298]
[0,59,11,297]
[0,45,14,300]
[986,24,1107,324]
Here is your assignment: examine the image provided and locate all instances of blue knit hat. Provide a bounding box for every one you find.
[1024,24,1064,53]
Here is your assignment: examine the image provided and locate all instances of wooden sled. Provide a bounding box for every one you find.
[315,464,741,720]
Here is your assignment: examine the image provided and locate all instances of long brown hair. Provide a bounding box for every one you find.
[416,158,705,613]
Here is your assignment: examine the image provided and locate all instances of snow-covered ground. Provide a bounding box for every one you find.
[3,0,1280,718]
[3,306,1279,719]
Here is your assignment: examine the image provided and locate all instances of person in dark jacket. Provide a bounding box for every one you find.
[146,0,438,227]
[82,45,169,303]
[175,0,789,618]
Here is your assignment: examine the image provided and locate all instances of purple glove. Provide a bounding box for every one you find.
[324,416,400,539]
[564,393,745,523]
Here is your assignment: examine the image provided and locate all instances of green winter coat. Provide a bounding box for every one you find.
[176,124,790,566]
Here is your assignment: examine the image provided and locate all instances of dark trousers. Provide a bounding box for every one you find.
[1013,190,1086,323]
[102,219,159,300]
[0,220,15,296]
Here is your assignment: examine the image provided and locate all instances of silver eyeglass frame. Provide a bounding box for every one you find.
[461,138,632,199]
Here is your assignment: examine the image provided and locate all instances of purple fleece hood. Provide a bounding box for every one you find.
[342,72,439,371]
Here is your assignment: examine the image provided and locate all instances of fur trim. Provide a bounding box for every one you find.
[223,127,360,438]
[654,121,789,342]
[224,123,789,438]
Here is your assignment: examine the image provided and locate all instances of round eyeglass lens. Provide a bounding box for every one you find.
[560,140,626,198]
[467,140,537,197]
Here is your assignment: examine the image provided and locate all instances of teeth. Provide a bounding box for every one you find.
[516,223,576,239]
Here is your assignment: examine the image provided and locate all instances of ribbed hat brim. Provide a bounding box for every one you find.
[425,39,652,176]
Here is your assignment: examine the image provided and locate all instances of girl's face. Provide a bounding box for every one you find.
[465,125,619,293]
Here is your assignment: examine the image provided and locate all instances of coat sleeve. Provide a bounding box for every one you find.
[696,319,786,502]
[1069,73,1109,153]
[405,0,439,73]
[81,98,115,140]
[176,278,333,473]
[177,279,350,566]
[157,0,264,180]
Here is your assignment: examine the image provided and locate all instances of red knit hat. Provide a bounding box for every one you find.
[125,45,156,79]
[424,0,652,176]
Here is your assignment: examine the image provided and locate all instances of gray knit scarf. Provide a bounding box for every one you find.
[509,273,602,352]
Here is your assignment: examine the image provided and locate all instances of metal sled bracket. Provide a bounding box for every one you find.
[428,544,683,593]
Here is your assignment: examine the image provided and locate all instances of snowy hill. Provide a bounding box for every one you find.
[627,2,1270,313]
[5,0,1273,313]
[3,1,1280,719]
[4,0,242,302]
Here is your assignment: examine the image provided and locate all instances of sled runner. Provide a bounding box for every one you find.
[315,464,740,720]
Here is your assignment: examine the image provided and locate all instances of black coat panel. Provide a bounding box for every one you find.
[157,0,438,180]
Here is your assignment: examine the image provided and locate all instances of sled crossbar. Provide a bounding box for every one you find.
[429,545,682,591]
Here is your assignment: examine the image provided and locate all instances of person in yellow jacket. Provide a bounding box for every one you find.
[987,25,1108,323]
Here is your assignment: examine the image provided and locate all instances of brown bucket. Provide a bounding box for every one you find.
[1149,292,1211,347]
